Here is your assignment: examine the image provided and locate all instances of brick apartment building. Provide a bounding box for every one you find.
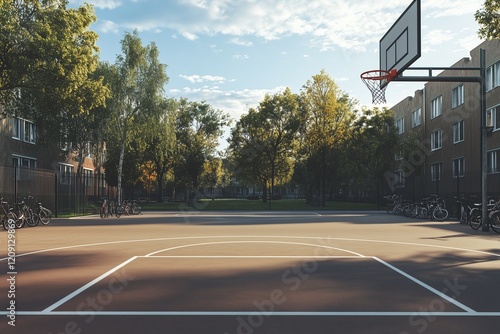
[389,39,500,202]
[0,114,107,214]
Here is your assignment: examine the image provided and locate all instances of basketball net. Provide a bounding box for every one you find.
[360,69,397,104]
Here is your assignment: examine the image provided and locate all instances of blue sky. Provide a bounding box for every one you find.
[69,0,484,132]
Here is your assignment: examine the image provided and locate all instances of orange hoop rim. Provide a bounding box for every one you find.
[360,69,398,82]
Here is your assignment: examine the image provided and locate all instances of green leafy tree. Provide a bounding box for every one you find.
[175,99,230,204]
[0,0,106,124]
[143,98,177,202]
[475,0,500,39]
[228,88,302,202]
[347,107,399,197]
[299,70,356,205]
[105,30,168,204]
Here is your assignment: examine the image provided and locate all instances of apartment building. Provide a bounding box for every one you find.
[390,39,500,200]
[0,114,106,213]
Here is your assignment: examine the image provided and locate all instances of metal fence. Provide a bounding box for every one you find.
[0,165,108,216]
[383,170,500,218]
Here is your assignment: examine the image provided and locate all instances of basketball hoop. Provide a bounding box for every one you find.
[360,69,398,104]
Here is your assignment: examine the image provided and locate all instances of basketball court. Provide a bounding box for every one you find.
[2,0,498,333]
[1,210,500,333]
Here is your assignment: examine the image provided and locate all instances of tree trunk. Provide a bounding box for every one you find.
[117,141,125,204]
[156,170,164,202]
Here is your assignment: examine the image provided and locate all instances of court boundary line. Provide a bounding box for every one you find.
[41,256,139,313]
[3,311,500,317]
[37,251,479,316]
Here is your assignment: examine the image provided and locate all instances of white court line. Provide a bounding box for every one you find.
[145,240,366,257]
[42,256,138,313]
[1,235,500,262]
[2,311,500,317]
[374,257,476,313]
[141,255,361,259]
[39,254,478,315]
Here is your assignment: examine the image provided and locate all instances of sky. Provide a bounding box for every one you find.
[69,0,485,146]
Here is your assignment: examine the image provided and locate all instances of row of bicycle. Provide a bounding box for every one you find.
[98,198,142,218]
[384,194,500,233]
[1,196,52,230]
[384,194,449,221]
[456,196,500,233]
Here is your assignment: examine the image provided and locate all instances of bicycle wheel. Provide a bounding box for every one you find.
[404,204,418,218]
[459,207,468,224]
[14,217,24,228]
[3,212,17,230]
[115,205,123,218]
[433,205,448,221]
[39,208,51,225]
[469,208,481,230]
[489,211,500,234]
[26,209,39,227]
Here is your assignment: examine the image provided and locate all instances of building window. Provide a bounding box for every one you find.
[431,162,442,181]
[24,120,36,144]
[12,155,37,180]
[452,120,464,143]
[411,108,421,128]
[486,60,500,91]
[395,117,404,135]
[59,164,74,185]
[12,117,36,144]
[431,129,442,151]
[452,84,464,108]
[452,157,465,178]
[488,149,500,174]
[395,146,404,161]
[12,118,21,139]
[486,106,500,131]
[83,168,93,187]
[430,96,442,119]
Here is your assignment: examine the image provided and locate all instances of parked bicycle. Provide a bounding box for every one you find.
[1,197,18,230]
[469,198,500,233]
[31,197,52,225]
[384,194,448,221]
[99,197,109,219]
[455,196,481,225]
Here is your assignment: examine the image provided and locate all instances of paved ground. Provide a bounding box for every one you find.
[1,211,499,334]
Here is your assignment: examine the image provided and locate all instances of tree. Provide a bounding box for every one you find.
[0,0,106,124]
[228,88,302,203]
[299,70,356,205]
[143,98,177,202]
[175,99,230,204]
[106,30,168,204]
[475,0,500,39]
[347,107,399,198]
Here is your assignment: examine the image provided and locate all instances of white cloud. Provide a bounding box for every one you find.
[169,85,288,120]
[179,74,227,84]
[181,31,198,40]
[70,0,123,10]
[88,0,482,53]
[98,20,120,33]
[229,38,253,47]
[424,0,483,18]
[233,54,249,60]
